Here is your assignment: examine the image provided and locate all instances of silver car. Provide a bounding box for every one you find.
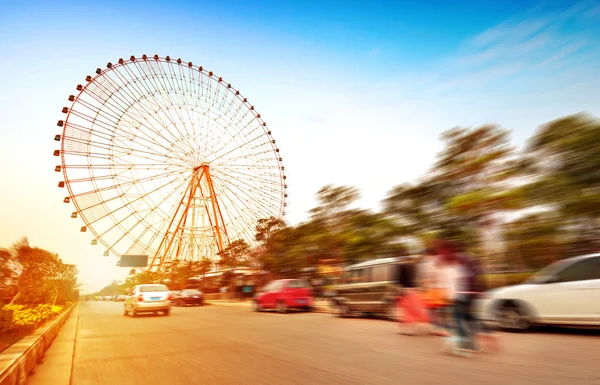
[124,284,172,317]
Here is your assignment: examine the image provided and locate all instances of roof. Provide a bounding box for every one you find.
[345,257,406,270]
[566,253,600,263]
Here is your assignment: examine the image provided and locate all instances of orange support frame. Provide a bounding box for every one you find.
[149,164,230,269]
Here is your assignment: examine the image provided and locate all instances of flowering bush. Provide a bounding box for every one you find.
[0,304,63,333]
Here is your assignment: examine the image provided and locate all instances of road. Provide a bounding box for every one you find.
[40,302,600,385]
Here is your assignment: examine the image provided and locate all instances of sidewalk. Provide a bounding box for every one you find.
[206,299,333,313]
[26,304,79,385]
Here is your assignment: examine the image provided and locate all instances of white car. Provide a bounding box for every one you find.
[479,253,600,332]
[124,284,172,317]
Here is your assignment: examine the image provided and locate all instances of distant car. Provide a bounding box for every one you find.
[124,284,172,317]
[176,289,204,306]
[116,295,127,302]
[479,253,600,332]
[169,290,182,305]
[252,279,313,313]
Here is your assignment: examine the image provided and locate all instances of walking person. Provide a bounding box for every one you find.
[418,248,449,336]
[436,239,473,357]
[455,246,502,353]
[397,256,430,336]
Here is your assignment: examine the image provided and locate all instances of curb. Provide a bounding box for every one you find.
[206,300,332,314]
[0,303,76,385]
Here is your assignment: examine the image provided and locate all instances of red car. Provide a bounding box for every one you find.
[252,279,313,313]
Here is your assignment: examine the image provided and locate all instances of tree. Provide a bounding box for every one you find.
[0,248,16,302]
[310,185,360,223]
[255,216,287,271]
[218,239,250,294]
[503,213,564,270]
[523,113,600,254]
[384,125,520,263]
[382,180,444,236]
[9,241,79,305]
[198,258,213,289]
[54,263,79,304]
[218,239,250,269]
[255,216,286,245]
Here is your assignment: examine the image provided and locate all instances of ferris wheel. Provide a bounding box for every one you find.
[53,54,287,269]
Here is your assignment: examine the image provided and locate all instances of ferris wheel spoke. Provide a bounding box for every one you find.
[70,170,184,198]
[79,172,187,225]
[129,62,198,155]
[211,174,282,217]
[206,113,265,159]
[81,99,186,160]
[209,186,258,244]
[95,174,191,252]
[212,169,283,192]
[210,148,280,166]
[111,66,196,156]
[209,134,267,164]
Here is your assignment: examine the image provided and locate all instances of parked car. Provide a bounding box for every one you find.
[478,253,600,332]
[252,279,313,313]
[124,284,172,317]
[116,295,127,302]
[176,289,204,306]
[330,257,407,320]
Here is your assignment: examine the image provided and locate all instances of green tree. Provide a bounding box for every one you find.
[218,239,250,294]
[0,248,16,302]
[255,216,287,271]
[503,213,564,270]
[523,113,600,253]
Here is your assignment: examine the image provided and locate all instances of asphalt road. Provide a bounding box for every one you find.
[66,302,599,385]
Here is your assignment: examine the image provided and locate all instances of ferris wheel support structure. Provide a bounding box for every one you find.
[150,163,229,269]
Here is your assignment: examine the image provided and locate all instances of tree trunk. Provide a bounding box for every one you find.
[8,291,20,305]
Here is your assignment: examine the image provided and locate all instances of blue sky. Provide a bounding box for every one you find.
[1,0,599,292]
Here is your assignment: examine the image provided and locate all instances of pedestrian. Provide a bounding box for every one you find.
[397,256,430,336]
[455,245,502,353]
[418,248,449,336]
[436,239,473,357]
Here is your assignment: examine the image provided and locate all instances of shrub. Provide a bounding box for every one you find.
[1,304,63,333]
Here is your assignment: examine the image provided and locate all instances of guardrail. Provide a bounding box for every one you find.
[0,303,76,385]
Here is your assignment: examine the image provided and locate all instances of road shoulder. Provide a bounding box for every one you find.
[26,304,80,385]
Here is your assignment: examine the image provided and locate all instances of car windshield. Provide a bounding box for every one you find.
[183,289,201,294]
[139,285,168,292]
[287,280,308,288]
[527,259,572,284]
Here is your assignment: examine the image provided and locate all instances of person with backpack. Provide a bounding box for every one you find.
[456,245,502,353]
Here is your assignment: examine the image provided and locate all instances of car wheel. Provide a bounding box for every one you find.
[276,301,288,314]
[123,307,128,316]
[252,300,262,312]
[164,309,171,316]
[131,308,138,318]
[498,302,531,332]
[335,302,350,318]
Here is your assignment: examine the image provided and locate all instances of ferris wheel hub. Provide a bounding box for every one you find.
[193,163,209,172]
